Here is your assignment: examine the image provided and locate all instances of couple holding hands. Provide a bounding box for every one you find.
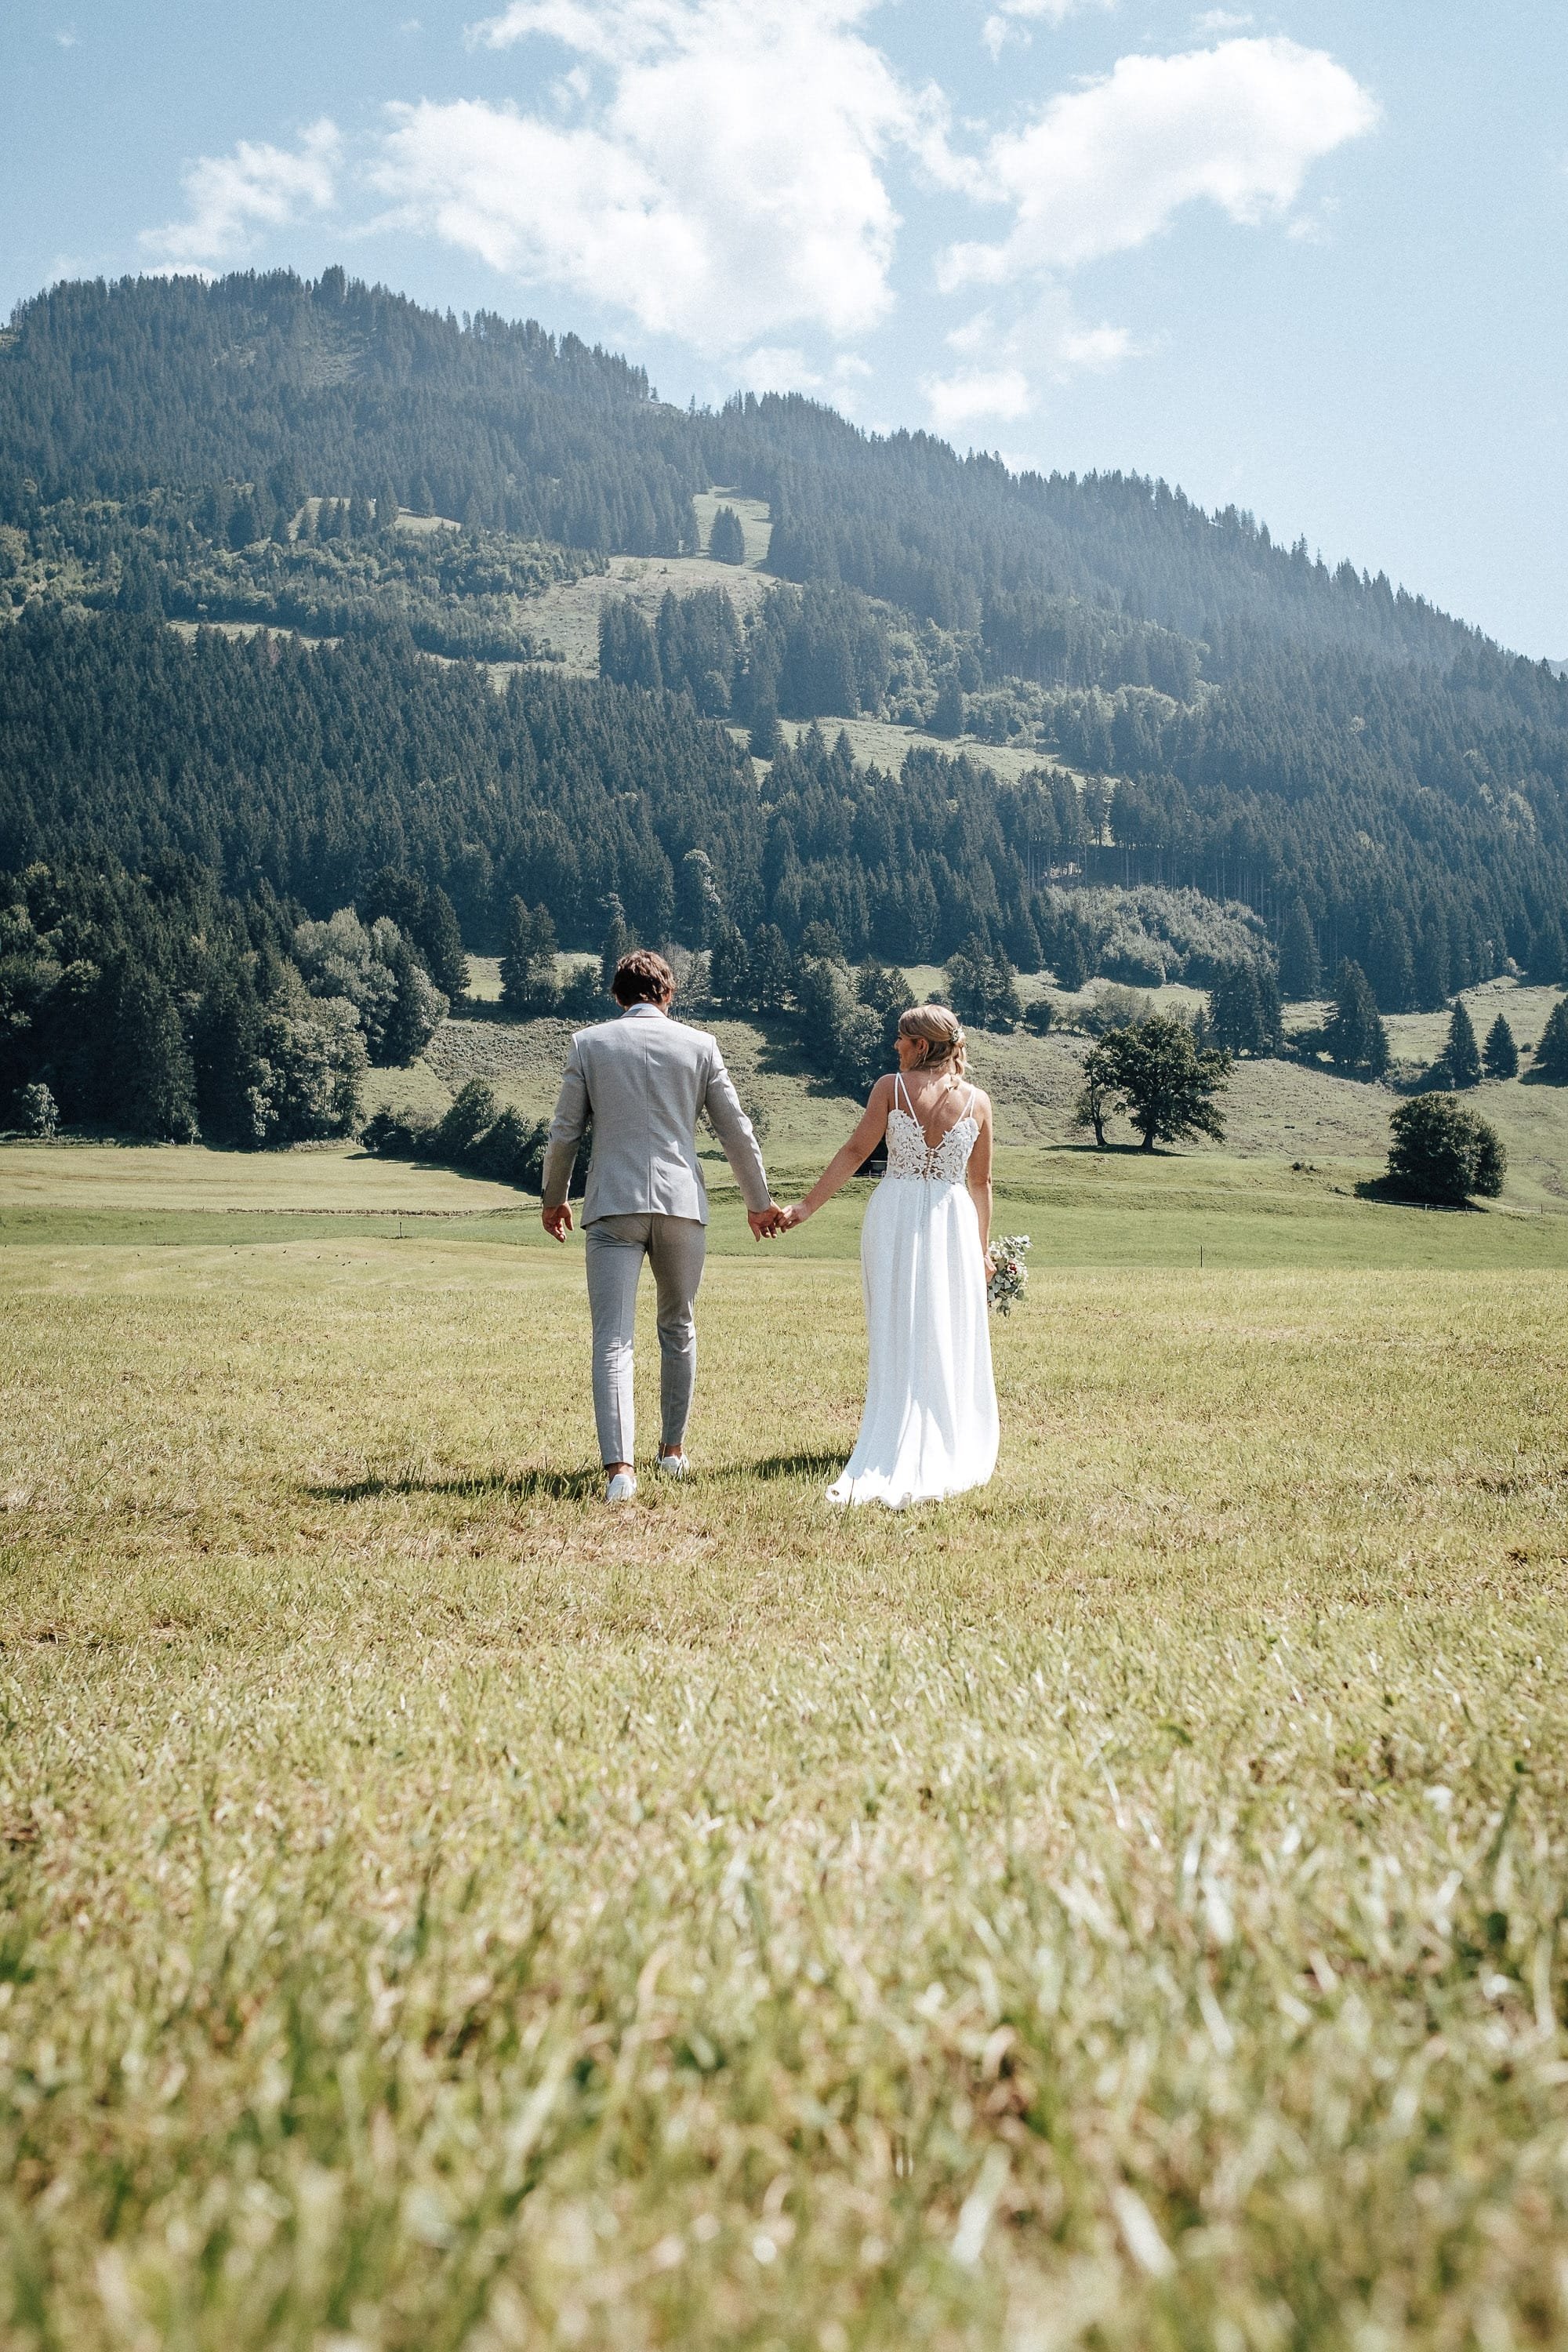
[541,950,999,1508]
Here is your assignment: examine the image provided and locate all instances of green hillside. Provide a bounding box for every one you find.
[2,267,1567,1161]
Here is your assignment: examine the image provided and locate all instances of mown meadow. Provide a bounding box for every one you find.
[3,1140,1568,2350]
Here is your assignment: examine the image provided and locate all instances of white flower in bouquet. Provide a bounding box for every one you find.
[987,1234,1031,1315]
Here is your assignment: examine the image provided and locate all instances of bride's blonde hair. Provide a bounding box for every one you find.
[898,1003,967,1075]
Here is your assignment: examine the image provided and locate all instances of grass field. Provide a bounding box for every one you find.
[3,1136,1568,2350]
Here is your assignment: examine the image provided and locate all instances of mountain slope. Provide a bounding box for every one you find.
[1,267,1566,1007]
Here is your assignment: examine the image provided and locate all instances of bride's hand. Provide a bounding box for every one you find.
[782,1203,810,1230]
[983,1250,996,1280]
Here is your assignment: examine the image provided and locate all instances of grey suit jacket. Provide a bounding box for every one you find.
[541,1004,771,1224]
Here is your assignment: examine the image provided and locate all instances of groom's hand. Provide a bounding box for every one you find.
[542,1203,574,1242]
[749,1204,786,1240]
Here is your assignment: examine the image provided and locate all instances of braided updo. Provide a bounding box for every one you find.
[897,1003,967,1075]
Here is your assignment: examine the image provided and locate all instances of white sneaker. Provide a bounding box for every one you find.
[658,1451,691,1479]
[605,1471,638,1504]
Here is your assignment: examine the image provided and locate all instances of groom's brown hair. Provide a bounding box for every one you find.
[612,949,676,1007]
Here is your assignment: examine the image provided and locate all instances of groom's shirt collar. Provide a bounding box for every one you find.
[619,1002,667,1018]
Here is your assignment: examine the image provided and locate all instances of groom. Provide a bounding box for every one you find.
[541,949,784,1502]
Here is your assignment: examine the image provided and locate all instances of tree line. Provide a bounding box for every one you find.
[1,856,465,1144]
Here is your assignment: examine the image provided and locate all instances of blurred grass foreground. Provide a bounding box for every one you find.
[2,1139,1566,2349]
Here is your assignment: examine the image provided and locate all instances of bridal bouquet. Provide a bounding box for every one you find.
[987,1234,1031,1315]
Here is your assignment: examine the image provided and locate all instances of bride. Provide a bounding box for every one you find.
[783,1004,999,1507]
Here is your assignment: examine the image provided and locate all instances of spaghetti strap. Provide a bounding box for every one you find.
[964,1083,978,1120]
[894,1071,914,1120]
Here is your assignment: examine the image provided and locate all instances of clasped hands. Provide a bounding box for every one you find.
[543,1200,808,1243]
[748,1201,810,1239]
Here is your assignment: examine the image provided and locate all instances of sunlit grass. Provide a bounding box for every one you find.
[2,1191,1567,2347]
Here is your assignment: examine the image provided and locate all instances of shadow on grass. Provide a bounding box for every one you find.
[306,1450,849,1502]
[740,1451,848,1482]
[306,1466,602,1504]
[1352,1175,1478,1211]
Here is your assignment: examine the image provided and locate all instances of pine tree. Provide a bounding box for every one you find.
[1414,916,1450,1011]
[419,886,468,1002]
[749,701,782,760]
[747,923,794,1014]
[946,935,1022,1031]
[1371,909,1415,1012]
[376,478,401,534]
[1442,998,1482,1088]
[709,505,746,564]
[1054,922,1088,993]
[1482,1012,1519,1080]
[1323,959,1389,1078]
[227,491,263,550]
[677,849,722,948]
[500,898,559,1015]
[1532,918,1568,985]
[117,968,198,1140]
[194,963,265,1146]
[1534,996,1568,1083]
[709,922,751,1004]
[598,601,662,693]
[380,935,446,1066]
[599,896,634,994]
[1208,963,1269,1054]
[1278,898,1321,1000]
[931,674,964,739]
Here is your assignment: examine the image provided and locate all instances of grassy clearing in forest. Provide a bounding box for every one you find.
[2,1138,1568,2349]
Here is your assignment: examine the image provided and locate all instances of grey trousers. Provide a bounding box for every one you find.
[583,1213,707,1466]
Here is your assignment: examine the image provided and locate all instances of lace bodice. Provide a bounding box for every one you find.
[884,1076,979,1185]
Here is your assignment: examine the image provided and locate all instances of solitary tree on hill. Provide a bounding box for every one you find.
[708,505,746,564]
[1534,995,1568,1083]
[1387,1095,1505,1205]
[1442,998,1482,1088]
[1083,1015,1232,1152]
[1323,959,1389,1078]
[1482,1011,1519,1080]
[1278,898,1321,1000]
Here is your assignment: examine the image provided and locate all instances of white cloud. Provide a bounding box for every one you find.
[982,0,1116,60]
[140,120,341,269]
[923,365,1033,429]
[378,0,942,350]
[1192,8,1251,28]
[735,346,825,394]
[55,27,79,47]
[924,285,1142,427]
[941,36,1378,285]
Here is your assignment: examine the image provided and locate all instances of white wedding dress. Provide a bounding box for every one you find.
[827,1076,1000,1508]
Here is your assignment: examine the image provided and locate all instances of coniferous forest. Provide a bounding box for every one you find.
[1,267,1566,1138]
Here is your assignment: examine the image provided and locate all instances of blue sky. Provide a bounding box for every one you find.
[5,1,1565,655]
